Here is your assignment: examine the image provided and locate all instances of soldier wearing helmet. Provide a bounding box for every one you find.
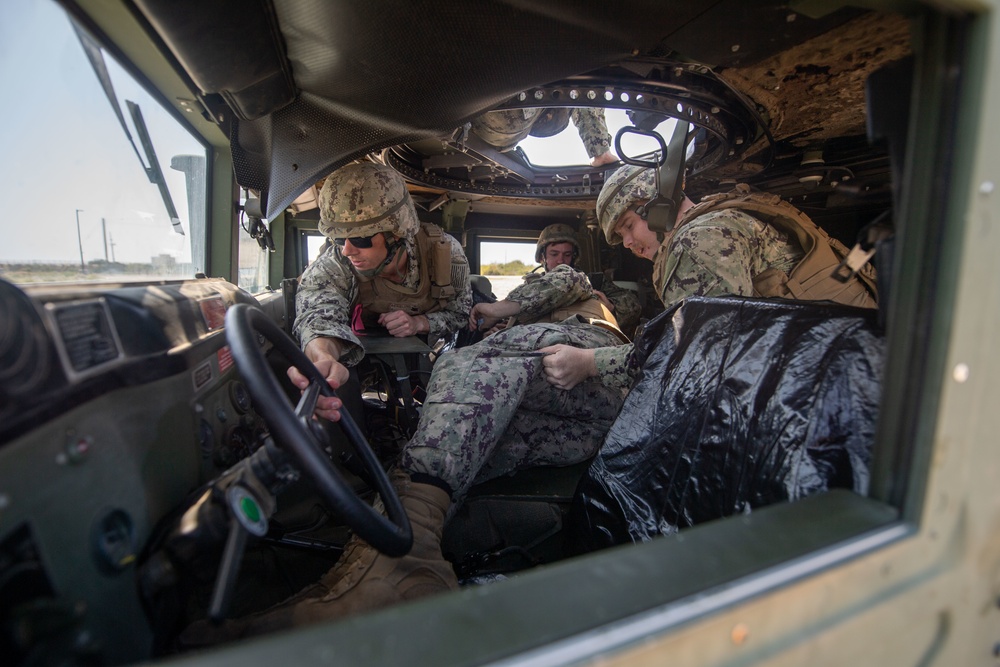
[291,162,472,397]
[596,164,877,310]
[468,222,637,339]
[535,222,580,270]
[534,222,642,335]
[539,163,879,395]
[478,222,636,336]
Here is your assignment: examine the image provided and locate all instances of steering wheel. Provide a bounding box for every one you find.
[224,303,412,557]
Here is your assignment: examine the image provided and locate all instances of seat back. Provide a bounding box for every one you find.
[569,295,885,553]
[442,460,592,579]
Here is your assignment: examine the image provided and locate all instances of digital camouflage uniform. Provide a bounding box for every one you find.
[294,236,472,366]
[591,204,807,383]
[470,107,612,159]
[652,209,803,309]
[400,264,626,505]
[589,207,823,393]
[532,222,642,337]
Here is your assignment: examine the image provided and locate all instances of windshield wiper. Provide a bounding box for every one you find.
[72,21,185,236]
[125,100,184,235]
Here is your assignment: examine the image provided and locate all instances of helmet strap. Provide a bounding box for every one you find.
[353,233,407,279]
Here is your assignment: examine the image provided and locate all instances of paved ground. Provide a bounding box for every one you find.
[480,275,524,301]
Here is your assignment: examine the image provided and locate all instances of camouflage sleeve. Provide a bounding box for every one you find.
[425,233,473,340]
[601,281,641,337]
[654,210,778,309]
[507,264,594,320]
[292,245,365,366]
[593,343,639,391]
[570,108,612,159]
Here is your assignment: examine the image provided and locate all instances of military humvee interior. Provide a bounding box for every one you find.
[0,0,990,665]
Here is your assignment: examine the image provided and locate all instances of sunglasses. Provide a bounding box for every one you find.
[333,235,376,249]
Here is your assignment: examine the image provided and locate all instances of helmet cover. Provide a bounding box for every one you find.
[318,162,420,241]
[535,223,580,264]
[596,164,656,245]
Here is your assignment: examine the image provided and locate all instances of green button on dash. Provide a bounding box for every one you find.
[240,496,260,522]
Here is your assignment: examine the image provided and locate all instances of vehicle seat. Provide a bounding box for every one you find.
[355,334,434,441]
[444,275,497,351]
[469,274,497,303]
[442,460,592,579]
[444,295,884,577]
[569,295,885,553]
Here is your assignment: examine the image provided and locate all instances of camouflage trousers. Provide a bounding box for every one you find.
[399,321,625,506]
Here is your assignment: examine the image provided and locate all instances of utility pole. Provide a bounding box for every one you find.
[75,208,85,272]
[102,218,109,261]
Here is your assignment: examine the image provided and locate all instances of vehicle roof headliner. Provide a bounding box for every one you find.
[124,0,906,218]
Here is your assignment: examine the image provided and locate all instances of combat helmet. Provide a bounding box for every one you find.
[317,162,420,241]
[535,223,580,264]
[595,164,656,245]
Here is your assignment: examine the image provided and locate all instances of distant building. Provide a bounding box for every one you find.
[151,254,177,272]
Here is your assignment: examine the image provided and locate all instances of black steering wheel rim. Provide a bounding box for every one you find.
[224,303,412,557]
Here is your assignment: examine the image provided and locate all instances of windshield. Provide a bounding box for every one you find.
[0,0,208,285]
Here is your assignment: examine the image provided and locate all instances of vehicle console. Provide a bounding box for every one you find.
[0,277,270,664]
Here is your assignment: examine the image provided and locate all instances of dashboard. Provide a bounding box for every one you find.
[0,277,272,665]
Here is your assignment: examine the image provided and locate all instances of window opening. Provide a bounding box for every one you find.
[0,0,208,284]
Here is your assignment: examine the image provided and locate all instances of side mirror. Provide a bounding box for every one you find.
[614,121,692,234]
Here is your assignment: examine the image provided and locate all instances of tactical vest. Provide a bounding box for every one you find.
[511,291,630,343]
[355,223,457,316]
[669,184,878,308]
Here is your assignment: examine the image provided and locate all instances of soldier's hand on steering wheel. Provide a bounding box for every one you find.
[288,337,351,421]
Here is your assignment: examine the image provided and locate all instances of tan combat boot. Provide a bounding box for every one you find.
[179,471,458,646]
[294,471,459,619]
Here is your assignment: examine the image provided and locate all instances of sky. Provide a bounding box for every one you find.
[518,108,667,167]
[0,0,205,266]
[480,240,537,266]
[478,109,674,265]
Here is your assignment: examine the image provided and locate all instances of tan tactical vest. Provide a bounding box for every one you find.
[356,223,457,315]
[672,184,878,308]
[511,292,630,343]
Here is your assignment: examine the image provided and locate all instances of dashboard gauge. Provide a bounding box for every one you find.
[198,419,214,458]
[230,381,252,413]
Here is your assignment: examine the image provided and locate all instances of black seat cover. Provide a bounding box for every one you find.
[569,295,885,553]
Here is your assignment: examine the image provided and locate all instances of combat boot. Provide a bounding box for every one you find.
[296,471,459,619]
[179,471,458,646]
